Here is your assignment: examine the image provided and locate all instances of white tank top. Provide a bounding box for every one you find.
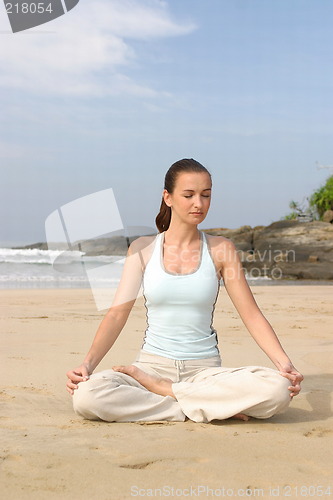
[141,231,220,360]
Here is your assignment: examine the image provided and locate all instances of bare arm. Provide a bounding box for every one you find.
[66,238,145,394]
[81,300,136,373]
[217,239,303,396]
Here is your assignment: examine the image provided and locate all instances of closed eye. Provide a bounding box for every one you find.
[184,194,210,198]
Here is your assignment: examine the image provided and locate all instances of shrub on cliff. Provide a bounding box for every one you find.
[283,199,313,220]
[309,175,333,219]
[283,175,333,221]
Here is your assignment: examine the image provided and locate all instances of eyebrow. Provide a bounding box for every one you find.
[181,188,212,192]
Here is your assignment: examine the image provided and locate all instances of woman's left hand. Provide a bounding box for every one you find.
[279,363,304,397]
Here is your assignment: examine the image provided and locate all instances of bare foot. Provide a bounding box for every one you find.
[112,365,176,399]
[230,413,250,421]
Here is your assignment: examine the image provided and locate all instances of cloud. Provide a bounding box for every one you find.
[0,0,196,97]
[92,0,196,40]
[0,140,31,159]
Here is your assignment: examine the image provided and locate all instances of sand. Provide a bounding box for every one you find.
[0,286,332,499]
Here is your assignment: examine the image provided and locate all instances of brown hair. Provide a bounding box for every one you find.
[155,158,211,232]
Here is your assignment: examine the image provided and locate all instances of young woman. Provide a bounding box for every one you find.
[66,158,303,423]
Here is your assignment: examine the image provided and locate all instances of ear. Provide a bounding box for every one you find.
[163,189,172,208]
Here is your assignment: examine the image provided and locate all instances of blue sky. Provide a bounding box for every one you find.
[1,0,332,245]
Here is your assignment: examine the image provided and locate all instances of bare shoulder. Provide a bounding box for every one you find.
[204,233,237,254]
[128,234,158,268]
[204,233,239,273]
[129,234,157,252]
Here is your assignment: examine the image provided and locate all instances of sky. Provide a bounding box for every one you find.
[1,0,333,246]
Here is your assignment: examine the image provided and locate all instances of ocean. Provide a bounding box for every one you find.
[0,248,125,289]
[0,248,331,290]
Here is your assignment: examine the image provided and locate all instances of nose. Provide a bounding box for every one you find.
[193,196,203,209]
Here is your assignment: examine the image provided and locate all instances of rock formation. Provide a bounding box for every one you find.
[204,220,333,280]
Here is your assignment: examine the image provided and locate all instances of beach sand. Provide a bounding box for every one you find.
[1,286,332,499]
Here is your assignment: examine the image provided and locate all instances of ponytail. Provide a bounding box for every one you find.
[155,198,171,233]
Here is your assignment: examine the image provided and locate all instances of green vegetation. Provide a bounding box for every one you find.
[284,200,307,220]
[309,175,333,218]
[283,199,313,221]
[283,175,333,221]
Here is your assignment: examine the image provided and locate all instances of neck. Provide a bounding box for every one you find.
[164,222,200,245]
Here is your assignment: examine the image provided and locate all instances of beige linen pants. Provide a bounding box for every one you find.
[73,350,291,423]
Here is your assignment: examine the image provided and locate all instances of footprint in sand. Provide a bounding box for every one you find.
[8,356,30,360]
[2,454,23,462]
[303,427,333,438]
[136,421,176,427]
[4,385,54,396]
[120,456,204,470]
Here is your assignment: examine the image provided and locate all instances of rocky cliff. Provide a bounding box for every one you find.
[204,220,333,280]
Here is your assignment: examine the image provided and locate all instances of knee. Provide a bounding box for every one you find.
[265,373,291,417]
[246,369,291,419]
[72,378,97,420]
[72,370,128,421]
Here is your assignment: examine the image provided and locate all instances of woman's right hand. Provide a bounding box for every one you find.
[66,363,91,395]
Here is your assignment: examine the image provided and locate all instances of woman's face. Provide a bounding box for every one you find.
[164,171,212,226]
